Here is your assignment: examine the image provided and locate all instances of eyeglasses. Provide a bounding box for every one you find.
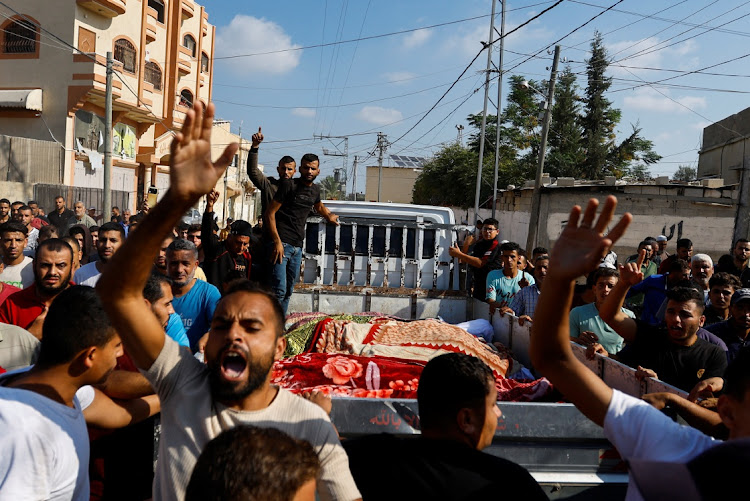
[482,227,498,232]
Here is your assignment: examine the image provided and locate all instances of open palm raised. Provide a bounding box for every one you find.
[169,102,238,203]
[548,196,632,282]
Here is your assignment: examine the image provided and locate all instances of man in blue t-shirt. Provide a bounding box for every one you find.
[166,239,220,351]
[486,241,534,314]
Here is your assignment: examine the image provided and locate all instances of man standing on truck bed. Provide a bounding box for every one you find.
[265,153,339,316]
[448,217,502,301]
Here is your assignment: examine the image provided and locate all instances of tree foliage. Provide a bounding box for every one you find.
[546,66,585,178]
[319,175,345,200]
[672,165,697,182]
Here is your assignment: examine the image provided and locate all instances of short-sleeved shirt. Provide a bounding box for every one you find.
[142,337,361,501]
[171,279,221,352]
[0,284,46,331]
[569,302,633,355]
[272,178,321,248]
[23,227,39,257]
[509,283,540,318]
[165,312,190,349]
[486,269,535,307]
[0,256,34,289]
[74,261,102,287]
[617,320,728,391]
[705,320,750,364]
[603,389,717,501]
[468,237,502,300]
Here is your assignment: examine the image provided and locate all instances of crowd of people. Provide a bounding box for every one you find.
[0,100,747,500]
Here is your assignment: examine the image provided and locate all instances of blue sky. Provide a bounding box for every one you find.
[203,0,750,192]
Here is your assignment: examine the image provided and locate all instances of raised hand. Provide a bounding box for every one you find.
[251,126,264,148]
[206,189,220,209]
[548,197,632,282]
[620,249,645,287]
[169,102,238,203]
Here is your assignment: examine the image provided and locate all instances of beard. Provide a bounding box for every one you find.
[207,344,276,403]
[35,270,71,296]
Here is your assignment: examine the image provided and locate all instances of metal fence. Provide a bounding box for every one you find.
[34,184,131,217]
[0,135,63,184]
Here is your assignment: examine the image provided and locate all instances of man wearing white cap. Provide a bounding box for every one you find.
[653,235,669,266]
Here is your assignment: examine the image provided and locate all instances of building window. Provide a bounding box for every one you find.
[114,38,137,73]
[201,52,209,73]
[2,18,37,54]
[179,89,193,107]
[144,61,162,90]
[148,0,165,23]
[183,34,196,58]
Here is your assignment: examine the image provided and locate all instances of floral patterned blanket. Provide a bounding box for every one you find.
[275,316,552,401]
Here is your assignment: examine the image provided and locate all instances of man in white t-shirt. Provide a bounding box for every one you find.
[0,286,123,500]
[530,197,750,501]
[486,241,535,314]
[16,204,39,257]
[0,221,34,288]
[97,101,361,501]
[74,222,124,286]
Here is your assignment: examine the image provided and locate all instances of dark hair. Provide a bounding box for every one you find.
[176,221,190,231]
[36,286,115,367]
[669,258,690,273]
[112,206,120,211]
[723,347,750,400]
[188,224,202,234]
[99,221,126,239]
[27,200,38,206]
[665,286,705,313]
[143,272,172,303]
[11,201,23,207]
[167,238,198,260]
[592,267,619,285]
[61,236,80,255]
[499,241,521,253]
[417,353,494,431]
[185,425,320,501]
[734,238,750,249]
[38,225,59,240]
[90,225,100,233]
[222,280,284,337]
[534,254,549,264]
[709,272,742,291]
[38,237,74,262]
[638,240,652,250]
[0,198,9,205]
[300,153,319,164]
[532,247,548,256]
[676,238,693,249]
[482,218,499,228]
[230,220,253,237]
[221,271,248,291]
[278,155,295,167]
[18,204,31,213]
[0,221,28,236]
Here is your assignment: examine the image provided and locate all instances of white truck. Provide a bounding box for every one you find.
[290,201,687,499]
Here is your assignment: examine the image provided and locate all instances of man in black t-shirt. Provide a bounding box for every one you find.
[599,256,727,392]
[201,189,252,289]
[344,353,547,500]
[448,217,502,300]
[265,153,339,315]
[715,238,750,287]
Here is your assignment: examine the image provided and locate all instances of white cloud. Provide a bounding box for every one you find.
[623,88,706,113]
[403,28,432,49]
[381,71,417,84]
[356,106,403,125]
[215,15,301,76]
[291,108,315,118]
[442,19,553,59]
[607,37,700,79]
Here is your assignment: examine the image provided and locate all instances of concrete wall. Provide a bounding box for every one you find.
[365,165,421,203]
[698,106,750,184]
[494,184,738,261]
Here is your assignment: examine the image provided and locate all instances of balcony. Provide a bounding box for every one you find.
[71,53,123,99]
[146,23,157,43]
[181,0,195,19]
[76,0,126,18]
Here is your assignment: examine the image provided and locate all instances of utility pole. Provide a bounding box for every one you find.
[525,45,561,253]
[352,155,359,199]
[491,0,506,218]
[237,122,244,221]
[376,132,389,202]
[455,124,464,146]
[473,0,498,222]
[103,52,113,220]
[314,134,349,194]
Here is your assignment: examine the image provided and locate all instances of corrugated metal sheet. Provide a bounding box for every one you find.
[34,183,132,218]
[0,134,63,184]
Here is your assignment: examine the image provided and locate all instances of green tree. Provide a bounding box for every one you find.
[672,165,697,182]
[546,66,585,178]
[319,175,344,200]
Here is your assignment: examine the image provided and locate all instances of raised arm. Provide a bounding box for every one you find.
[246,127,269,190]
[448,244,483,268]
[201,189,222,261]
[642,392,725,438]
[598,251,644,343]
[83,388,160,429]
[97,102,237,370]
[530,197,632,426]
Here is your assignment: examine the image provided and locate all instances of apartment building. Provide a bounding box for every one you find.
[0,0,215,210]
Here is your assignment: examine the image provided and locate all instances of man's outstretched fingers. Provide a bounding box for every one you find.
[566,205,582,230]
[605,212,633,246]
[635,248,646,268]
[214,144,239,170]
[594,196,617,234]
[200,102,215,142]
[190,101,204,142]
[580,198,599,228]
[180,108,195,147]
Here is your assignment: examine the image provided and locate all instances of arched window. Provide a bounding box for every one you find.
[144,61,162,90]
[2,18,38,54]
[200,52,209,73]
[183,34,196,58]
[147,0,165,23]
[179,89,193,107]
[114,38,137,73]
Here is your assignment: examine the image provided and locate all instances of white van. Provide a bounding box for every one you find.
[300,201,460,291]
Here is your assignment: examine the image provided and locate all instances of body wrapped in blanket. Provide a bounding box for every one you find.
[273,315,552,402]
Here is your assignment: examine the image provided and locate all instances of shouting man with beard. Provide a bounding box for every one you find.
[96,101,361,501]
[0,238,74,339]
